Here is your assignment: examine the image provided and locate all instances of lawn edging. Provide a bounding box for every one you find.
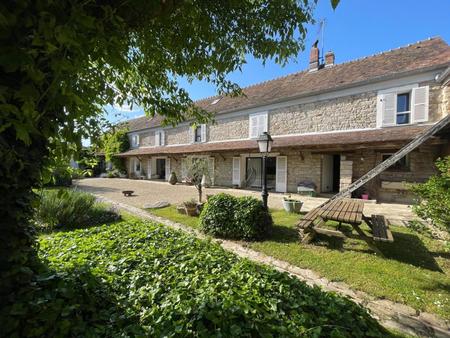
[95,195,449,338]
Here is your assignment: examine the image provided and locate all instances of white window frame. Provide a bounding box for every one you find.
[249,112,268,139]
[395,92,411,126]
[134,158,141,173]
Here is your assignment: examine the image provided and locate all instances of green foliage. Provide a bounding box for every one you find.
[411,156,450,231]
[2,218,387,337]
[34,189,120,231]
[45,167,73,187]
[200,193,272,240]
[102,129,129,173]
[0,0,337,303]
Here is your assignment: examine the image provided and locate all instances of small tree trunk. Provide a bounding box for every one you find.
[197,184,202,203]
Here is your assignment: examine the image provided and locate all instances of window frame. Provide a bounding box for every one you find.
[131,134,140,147]
[395,92,411,125]
[194,125,202,143]
[134,158,141,172]
[249,112,268,139]
[381,153,410,172]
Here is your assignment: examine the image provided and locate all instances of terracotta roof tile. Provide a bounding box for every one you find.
[117,125,430,157]
[125,37,450,132]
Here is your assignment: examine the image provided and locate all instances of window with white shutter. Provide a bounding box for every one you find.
[249,112,268,138]
[155,130,165,146]
[165,158,170,180]
[411,86,429,123]
[377,85,428,127]
[200,124,207,142]
[232,157,240,185]
[131,134,140,147]
[275,156,287,192]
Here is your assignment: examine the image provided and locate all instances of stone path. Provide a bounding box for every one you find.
[76,178,418,224]
[96,194,449,338]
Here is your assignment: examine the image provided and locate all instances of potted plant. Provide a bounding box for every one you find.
[183,199,198,216]
[282,195,303,213]
[168,171,178,185]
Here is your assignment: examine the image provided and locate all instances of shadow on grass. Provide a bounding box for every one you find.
[269,221,443,272]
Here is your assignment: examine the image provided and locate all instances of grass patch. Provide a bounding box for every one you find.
[3,219,391,337]
[149,205,201,229]
[147,206,450,319]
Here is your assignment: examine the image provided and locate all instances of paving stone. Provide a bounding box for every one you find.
[143,201,170,209]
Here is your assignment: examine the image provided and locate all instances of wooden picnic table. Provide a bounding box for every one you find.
[298,198,392,255]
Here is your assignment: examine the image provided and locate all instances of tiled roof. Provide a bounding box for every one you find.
[124,37,450,132]
[117,125,431,157]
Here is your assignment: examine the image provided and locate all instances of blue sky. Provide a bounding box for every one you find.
[108,0,450,123]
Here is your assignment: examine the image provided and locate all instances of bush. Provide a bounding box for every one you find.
[1,220,389,337]
[200,193,272,240]
[34,189,120,230]
[46,167,72,187]
[411,156,450,232]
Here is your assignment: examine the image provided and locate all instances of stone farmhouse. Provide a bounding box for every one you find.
[118,37,450,203]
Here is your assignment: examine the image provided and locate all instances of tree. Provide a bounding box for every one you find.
[186,159,211,203]
[0,0,338,297]
[102,128,130,173]
[411,156,450,232]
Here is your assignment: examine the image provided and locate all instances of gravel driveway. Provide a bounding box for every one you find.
[74,178,417,223]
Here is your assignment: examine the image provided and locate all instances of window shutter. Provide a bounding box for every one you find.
[412,86,429,123]
[276,156,287,192]
[381,93,396,127]
[208,157,215,185]
[189,126,195,143]
[181,158,189,180]
[232,157,240,185]
[165,158,170,180]
[201,124,207,142]
[259,114,268,135]
[160,131,165,146]
[147,159,152,179]
[155,131,160,146]
[249,115,258,138]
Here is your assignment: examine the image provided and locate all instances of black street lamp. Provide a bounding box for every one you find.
[256,132,273,209]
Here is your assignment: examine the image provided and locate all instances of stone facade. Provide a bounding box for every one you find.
[270,92,378,135]
[209,115,249,141]
[166,125,191,145]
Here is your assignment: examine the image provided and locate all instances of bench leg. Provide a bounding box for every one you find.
[352,224,384,256]
[301,230,317,244]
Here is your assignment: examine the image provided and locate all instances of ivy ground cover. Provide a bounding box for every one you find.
[149,206,450,319]
[5,218,391,337]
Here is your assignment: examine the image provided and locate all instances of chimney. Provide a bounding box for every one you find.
[309,40,320,72]
[325,51,335,67]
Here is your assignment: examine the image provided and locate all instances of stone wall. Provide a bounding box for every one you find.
[283,150,322,193]
[166,125,191,145]
[139,131,154,147]
[269,92,377,135]
[209,115,249,141]
[424,82,446,122]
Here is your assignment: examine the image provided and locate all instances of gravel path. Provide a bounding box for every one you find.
[75,178,418,224]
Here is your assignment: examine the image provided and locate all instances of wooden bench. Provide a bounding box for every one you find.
[122,190,134,197]
[371,214,393,242]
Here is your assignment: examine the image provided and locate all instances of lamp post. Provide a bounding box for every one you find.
[256,132,273,209]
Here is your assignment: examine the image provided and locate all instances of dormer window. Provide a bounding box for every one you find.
[396,93,410,125]
[132,134,139,147]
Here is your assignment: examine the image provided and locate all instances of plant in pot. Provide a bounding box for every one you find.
[282,194,303,213]
[168,171,178,185]
[183,198,198,216]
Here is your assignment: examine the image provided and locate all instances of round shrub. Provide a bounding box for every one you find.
[199,193,272,240]
[235,196,273,240]
[199,193,238,238]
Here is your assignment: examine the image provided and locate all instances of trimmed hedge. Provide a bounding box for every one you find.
[200,193,272,240]
[1,219,389,337]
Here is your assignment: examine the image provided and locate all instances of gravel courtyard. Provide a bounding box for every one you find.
[75,178,417,223]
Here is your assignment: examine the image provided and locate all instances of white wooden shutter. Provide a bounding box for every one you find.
[181,158,189,180]
[189,126,195,143]
[165,158,170,180]
[155,131,160,146]
[276,156,287,192]
[412,86,429,123]
[232,157,240,185]
[381,93,396,127]
[147,159,152,179]
[208,157,215,185]
[201,124,207,142]
[258,113,268,135]
[249,115,258,138]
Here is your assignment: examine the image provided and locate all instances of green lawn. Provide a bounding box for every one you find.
[148,206,450,319]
